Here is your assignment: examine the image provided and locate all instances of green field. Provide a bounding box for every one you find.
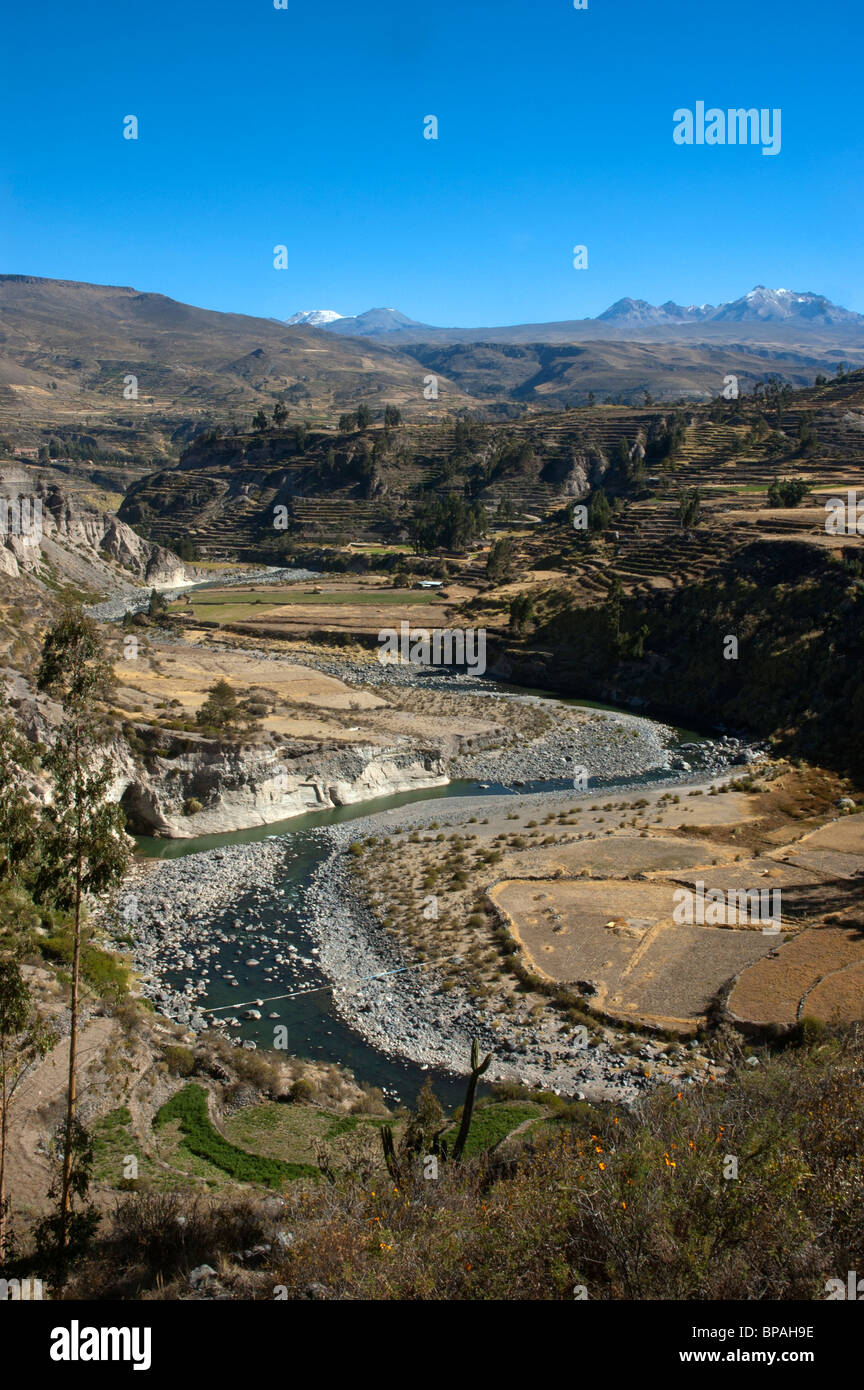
[154,1084,318,1187]
[183,587,442,621]
[444,1102,543,1157]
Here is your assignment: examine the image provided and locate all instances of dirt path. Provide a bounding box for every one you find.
[4,1017,116,1214]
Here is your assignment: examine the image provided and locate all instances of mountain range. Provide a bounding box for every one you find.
[0,276,862,442]
[285,287,864,342]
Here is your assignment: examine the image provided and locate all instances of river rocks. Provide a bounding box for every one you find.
[85,565,320,624]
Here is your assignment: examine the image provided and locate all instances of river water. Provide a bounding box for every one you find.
[115,566,718,1106]
[134,753,717,1109]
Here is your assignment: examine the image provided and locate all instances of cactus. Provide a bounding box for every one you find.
[379,1037,493,1175]
[381,1124,401,1183]
[451,1038,492,1162]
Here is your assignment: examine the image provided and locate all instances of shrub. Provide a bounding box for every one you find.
[163,1044,196,1077]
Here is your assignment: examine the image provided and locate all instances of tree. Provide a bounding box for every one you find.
[509,593,535,633]
[272,402,288,427]
[35,610,129,1260]
[383,404,402,427]
[677,487,702,530]
[768,477,809,508]
[0,960,51,1263]
[587,488,612,532]
[32,1118,99,1281]
[338,412,357,432]
[411,494,486,553]
[355,403,372,429]
[0,701,38,887]
[797,418,817,458]
[611,438,631,475]
[763,376,793,428]
[196,679,239,731]
[605,576,626,653]
[486,536,517,583]
[146,588,168,621]
[251,408,269,433]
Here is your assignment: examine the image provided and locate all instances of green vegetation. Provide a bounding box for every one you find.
[412,494,486,553]
[186,587,440,623]
[444,1101,540,1157]
[154,1084,318,1187]
[34,610,130,1273]
[60,1030,864,1300]
[767,476,809,507]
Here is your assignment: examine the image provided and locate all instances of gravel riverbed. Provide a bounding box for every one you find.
[95,628,754,1099]
[106,776,740,1102]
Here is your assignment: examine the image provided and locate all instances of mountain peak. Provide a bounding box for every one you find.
[324,307,434,336]
[595,287,861,327]
[285,309,343,327]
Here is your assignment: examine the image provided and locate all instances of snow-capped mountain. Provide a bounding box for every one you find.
[597,287,863,327]
[285,309,343,327]
[280,287,863,343]
[707,286,863,325]
[324,307,433,336]
[597,298,715,324]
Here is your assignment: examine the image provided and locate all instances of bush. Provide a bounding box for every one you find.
[768,476,809,508]
[163,1045,196,1077]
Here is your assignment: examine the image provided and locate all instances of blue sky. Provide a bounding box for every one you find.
[2,0,862,325]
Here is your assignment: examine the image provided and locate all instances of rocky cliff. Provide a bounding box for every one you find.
[116,741,448,838]
[0,465,188,590]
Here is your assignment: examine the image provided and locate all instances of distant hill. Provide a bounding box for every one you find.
[0,275,474,440]
[1,276,862,448]
[596,298,713,325]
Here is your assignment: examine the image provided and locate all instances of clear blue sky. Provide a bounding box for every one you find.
[2,0,862,325]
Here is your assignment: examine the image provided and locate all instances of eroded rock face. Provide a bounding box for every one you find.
[118,742,448,837]
[0,468,187,588]
[562,449,608,500]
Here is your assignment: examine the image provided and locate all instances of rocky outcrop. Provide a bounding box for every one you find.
[117,741,448,837]
[0,467,187,589]
[561,448,608,501]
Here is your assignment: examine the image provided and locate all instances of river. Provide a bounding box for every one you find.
[109,567,735,1106]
